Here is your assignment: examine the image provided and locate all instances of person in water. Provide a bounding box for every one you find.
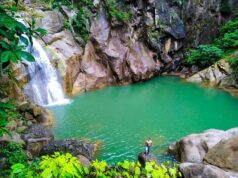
[145,138,152,155]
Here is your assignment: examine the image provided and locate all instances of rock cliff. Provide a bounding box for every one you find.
[5,0,236,99]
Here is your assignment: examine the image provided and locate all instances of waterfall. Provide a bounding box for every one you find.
[24,38,71,106]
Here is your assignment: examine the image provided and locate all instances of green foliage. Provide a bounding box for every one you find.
[72,8,91,44]
[216,16,238,49]
[187,45,224,67]
[227,52,238,72]
[0,5,46,77]
[0,101,14,137]
[219,17,238,36]
[104,0,131,23]
[186,14,238,69]
[0,143,27,177]
[0,100,25,138]
[11,162,40,178]
[70,0,94,45]
[39,152,84,178]
[0,142,27,166]
[217,29,238,49]
[10,152,182,178]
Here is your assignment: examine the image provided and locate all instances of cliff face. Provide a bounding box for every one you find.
[4,0,237,100]
[71,0,237,94]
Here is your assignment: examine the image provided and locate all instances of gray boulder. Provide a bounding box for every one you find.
[40,140,97,162]
[22,124,54,158]
[168,128,238,163]
[204,135,238,172]
[179,163,238,178]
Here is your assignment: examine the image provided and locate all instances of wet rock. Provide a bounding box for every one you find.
[168,128,238,163]
[40,140,96,161]
[204,135,238,172]
[179,162,238,178]
[138,152,160,167]
[22,124,53,158]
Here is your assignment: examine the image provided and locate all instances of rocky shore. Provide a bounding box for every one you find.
[0,101,98,168]
[168,128,238,178]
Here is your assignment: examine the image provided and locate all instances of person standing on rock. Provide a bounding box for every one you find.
[145,138,152,155]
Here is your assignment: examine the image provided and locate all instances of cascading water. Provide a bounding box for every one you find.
[24,38,71,106]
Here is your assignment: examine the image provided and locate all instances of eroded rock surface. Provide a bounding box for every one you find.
[40,140,97,162]
[187,60,232,85]
[22,124,54,158]
[179,163,238,178]
[168,128,238,163]
[204,135,238,172]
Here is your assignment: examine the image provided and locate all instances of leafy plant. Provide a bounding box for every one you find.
[227,52,238,72]
[219,16,238,36]
[216,30,238,49]
[72,7,91,44]
[0,101,14,137]
[0,142,27,177]
[187,45,224,67]
[39,152,84,178]
[11,161,40,178]
[70,0,94,45]
[0,5,46,77]
[10,152,182,178]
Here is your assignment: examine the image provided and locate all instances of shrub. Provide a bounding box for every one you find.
[72,8,91,44]
[10,152,182,178]
[39,152,87,178]
[71,0,94,45]
[0,143,27,177]
[105,0,130,22]
[217,30,238,49]
[187,45,224,67]
[0,4,46,77]
[11,162,40,178]
[104,0,131,23]
[219,17,238,36]
[227,52,238,72]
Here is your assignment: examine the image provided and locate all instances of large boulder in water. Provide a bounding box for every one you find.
[168,128,238,163]
[204,135,238,172]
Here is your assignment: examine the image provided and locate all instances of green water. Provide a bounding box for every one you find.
[50,77,238,163]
